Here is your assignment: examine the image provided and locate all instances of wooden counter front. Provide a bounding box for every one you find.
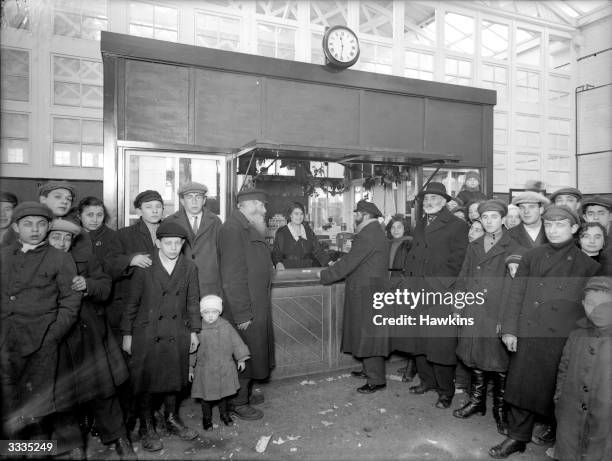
[270,268,358,379]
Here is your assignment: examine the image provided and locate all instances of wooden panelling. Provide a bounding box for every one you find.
[194,69,262,147]
[425,99,484,164]
[124,60,189,143]
[360,91,425,150]
[266,80,360,146]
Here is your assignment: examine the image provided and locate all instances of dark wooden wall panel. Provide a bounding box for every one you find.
[194,69,261,147]
[425,100,484,164]
[266,80,359,146]
[124,60,189,143]
[360,91,425,150]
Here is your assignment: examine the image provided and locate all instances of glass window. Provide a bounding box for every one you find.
[310,1,347,27]
[1,112,29,163]
[481,20,508,60]
[360,0,393,38]
[129,1,178,42]
[548,74,570,106]
[515,114,541,147]
[0,48,29,102]
[1,0,30,30]
[494,111,508,145]
[516,69,540,103]
[52,117,103,167]
[546,154,571,187]
[549,34,571,72]
[53,55,103,108]
[359,41,392,74]
[54,0,108,40]
[405,50,434,80]
[256,1,298,21]
[444,57,472,86]
[311,32,325,64]
[516,27,541,66]
[481,63,508,99]
[494,150,508,185]
[404,2,436,47]
[195,11,240,51]
[257,23,296,60]
[445,12,474,54]
[548,118,570,151]
[513,152,541,186]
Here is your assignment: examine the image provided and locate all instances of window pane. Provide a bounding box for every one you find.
[54,117,81,143]
[481,20,508,60]
[549,34,571,71]
[54,56,80,81]
[154,28,177,42]
[130,2,154,25]
[548,74,570,106]
[53,143,81,166]
[82,120,103,144]
[445,12,474,54]
[1,0,30,30]
[310,0,347,27]
[516,27,541,65]
[256,1,298,21]
[1,112,29,138]
[405,3,436,46]
[494,112,508,145]
[1,139,29,163]
[311,32,325,64]
[54,82,81,106]
[1,75,29,101]
[155,5,177,29]
[82,144,103,167]
[129,23,154,38]
[360,0,393,38]
[1,48,29,76]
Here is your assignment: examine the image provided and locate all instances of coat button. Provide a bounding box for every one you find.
[582,385,588,392]
[192,255,196,259]
[9,295,16,301]
[155,337,161,342]
[476,266,481,270]
[159,315,163,320]
[534,301,539,307]
[589,347,595,355]
[162,292,167,296]
[172,314,177,319]
[581,403,587,411]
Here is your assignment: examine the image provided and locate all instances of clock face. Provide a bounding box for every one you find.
[323,26,360,68]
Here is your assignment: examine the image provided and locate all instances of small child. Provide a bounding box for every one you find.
[190,295,250,430]
[554,276,612,461]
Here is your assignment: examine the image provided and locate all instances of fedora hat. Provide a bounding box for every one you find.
[417,182,451,202]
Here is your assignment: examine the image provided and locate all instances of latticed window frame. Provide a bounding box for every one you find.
[51,116,103,168]
[128,0,179,42]
[1,110,30,164]
[53,0,108,41]
[51,54,103,109]
[0,46,30,102]
[194,9,242,51]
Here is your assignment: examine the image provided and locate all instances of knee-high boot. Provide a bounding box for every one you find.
[453,368,486,418]
[492,372,508,435]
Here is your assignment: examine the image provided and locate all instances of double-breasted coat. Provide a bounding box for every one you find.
[165,208,222,296]
[454,231,522,372]
[218,211,275,380]
[87,225,117,275]
[395,207,469,364]
[190,317,250,401]
[0,242,81,420]
[320,220,390,358]
[502,239,600,417]
[120,250,200,394]
[554,319,612,461]
[507,222,548,249]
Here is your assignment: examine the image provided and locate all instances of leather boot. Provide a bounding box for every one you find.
[165,412,198,440]
[492,372,509,435]
[401,357,417,382]
[138,417,162,452]
[220,412,233,426]
[113,437,136,460]
[489,437,526,459]
[453,368,486,418]
[202,416,212,431]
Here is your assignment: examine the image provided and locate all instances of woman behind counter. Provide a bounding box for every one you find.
[272,202,329,270]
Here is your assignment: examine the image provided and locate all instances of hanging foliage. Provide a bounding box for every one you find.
[362,166,410,191]
[294,161,348,197]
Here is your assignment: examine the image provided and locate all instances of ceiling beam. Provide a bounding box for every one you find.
[577,3,612,27]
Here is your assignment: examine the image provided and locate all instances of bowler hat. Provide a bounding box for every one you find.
[12,201,54,223]
[417,182,451,202]
[354,200,382,218]
[38,181,75,199]
[237,189,268,204]
[549,187,583,202]
[178,181,208,196]
[133,190,163,209]
[156,221,187,239]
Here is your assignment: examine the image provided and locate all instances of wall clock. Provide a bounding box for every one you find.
[322,25,360,69]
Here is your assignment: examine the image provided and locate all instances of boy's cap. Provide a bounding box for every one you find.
[200,295,223,314]
[50,218,82,236]
[133,190,163,208]
[0,191,18,206]
[478,199,508,217]
[12,201,54,223]
[354,200,382,218]
[542,204,580,225]
[38,181,75,198]
[549,187,582,202]
[156,221,187,239]
[465,171,480,183]
[584,276,612,293]
[582,195,612,211]
[505,254,523,265]
[512,191,550,206]
[178,182,208,196]
[237,188,268,204]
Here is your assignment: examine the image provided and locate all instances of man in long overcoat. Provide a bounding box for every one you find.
[400,182,468,409]
[507,191,550,250]
[320,200,390,393]
[490,206,600,459]
[218,189,274,420]
[164,181,222,296]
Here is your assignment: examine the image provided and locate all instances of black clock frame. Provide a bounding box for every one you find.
[322,25,360,69]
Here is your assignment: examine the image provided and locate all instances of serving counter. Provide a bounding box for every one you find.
[269,268,359,379]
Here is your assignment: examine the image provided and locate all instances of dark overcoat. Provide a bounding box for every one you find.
[0,227,17,247]
[165,208,222,296]
[597,242,612,276]
[554,319,612,461]
[455,231,521,372]
[396,207,469,364]
[0,242,81,420]
[218,211,275,380]
[502,240,600,417]
[190,317,250,401]
[88,225,117,275]
[320,220,390,358]
[507,222,547,249]
[120,251,200,394]
[271,224,329,268]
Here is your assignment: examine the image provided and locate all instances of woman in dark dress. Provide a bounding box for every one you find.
[272,202,329,269]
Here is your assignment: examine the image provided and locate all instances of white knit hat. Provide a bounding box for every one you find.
[200,295,223,315]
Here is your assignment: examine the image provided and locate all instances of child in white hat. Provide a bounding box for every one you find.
[190,295,250,430]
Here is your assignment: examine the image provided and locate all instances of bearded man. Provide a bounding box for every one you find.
[217,189,274,421]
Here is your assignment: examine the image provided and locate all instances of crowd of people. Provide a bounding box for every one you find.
[0,173,610,461]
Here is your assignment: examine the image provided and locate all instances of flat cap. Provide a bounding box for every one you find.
[50,218,82,235]
[0,191,18,206]
[582,195,612,211]
[512,191,550,206]
[584,276,612,292]
[354,200,382,218]
[178,181,208,196]
[237,189,268,204]
[549,187,583,202]
[478,199,508,217]
[38,181,75,198]
[133,190,163,208]
[156,221,187,239]
[12,201,54,223]
[542,204,580,225]
[417,182,451,201]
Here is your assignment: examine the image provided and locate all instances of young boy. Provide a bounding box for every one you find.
[190,295,250,430]
[554,276,612,461]
[0,202,82,454]
[0,191,18,246]
[120,221,200,452]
